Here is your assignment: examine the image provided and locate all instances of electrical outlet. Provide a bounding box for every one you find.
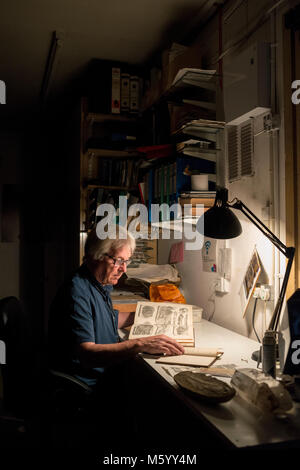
[253,287,261,298]
[215,277,229,294]
[215,279,222,292]
[260,285,272,301]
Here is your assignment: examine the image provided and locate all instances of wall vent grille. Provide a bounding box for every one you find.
[227,120,254,182]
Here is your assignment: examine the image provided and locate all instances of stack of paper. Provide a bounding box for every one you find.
[171,68,217,89]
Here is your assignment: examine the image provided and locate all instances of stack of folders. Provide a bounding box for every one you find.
[176,139,217,162]
[175,119,225,140]
[174,120,225,176]
[179,190,216,216]
[171,68,217,89]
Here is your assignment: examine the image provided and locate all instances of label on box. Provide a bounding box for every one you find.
[111,67,121,114]
[130,75,139,113]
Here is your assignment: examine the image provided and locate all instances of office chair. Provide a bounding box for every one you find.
[42,367,96,448]
[0,296,34,447]
[0,296,97,448]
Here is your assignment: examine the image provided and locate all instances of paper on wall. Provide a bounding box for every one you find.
[202,237,217,272]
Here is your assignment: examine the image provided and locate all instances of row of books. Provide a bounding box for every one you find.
[112,70,141,115]
[142,156,216,221]
[85,59,143,115]
[86,189,139,230]
[87,158,140,189]
[86,133,137,151]
[179,190,216,216]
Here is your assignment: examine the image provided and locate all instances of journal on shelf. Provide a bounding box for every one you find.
[128,301,194,346]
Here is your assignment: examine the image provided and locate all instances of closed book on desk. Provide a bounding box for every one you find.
[156,347,223,367]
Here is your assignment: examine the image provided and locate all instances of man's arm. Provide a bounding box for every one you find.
[118,310,135,329]
[77,335,185,369]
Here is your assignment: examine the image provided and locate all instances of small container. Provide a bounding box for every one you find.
[191,174,208,191]
[262,330,276,378]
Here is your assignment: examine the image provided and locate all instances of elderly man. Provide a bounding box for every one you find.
[48,225,184,388]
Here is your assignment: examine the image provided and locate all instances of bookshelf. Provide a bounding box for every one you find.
[73,65,224,264]
[78,97,143,261]
[140,69,225,222]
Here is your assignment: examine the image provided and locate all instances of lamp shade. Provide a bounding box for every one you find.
[199,205,242,239]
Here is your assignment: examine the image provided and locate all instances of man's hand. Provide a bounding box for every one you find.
[136,335,185,356]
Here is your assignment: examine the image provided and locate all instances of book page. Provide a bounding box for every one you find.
[129,301,194,343]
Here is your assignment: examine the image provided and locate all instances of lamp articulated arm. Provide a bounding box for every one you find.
[230,199,295,332]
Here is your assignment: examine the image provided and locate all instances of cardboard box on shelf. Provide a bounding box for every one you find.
[162,42,203,92]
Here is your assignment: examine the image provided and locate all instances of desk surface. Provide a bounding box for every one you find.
[139,320,300,449]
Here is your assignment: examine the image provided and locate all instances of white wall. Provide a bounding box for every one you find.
[158,0,289,340]
[159,122,275,340]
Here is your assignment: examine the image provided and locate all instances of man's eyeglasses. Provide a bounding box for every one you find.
[104,253,132,267]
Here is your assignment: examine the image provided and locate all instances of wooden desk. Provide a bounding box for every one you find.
[130,320,300,450]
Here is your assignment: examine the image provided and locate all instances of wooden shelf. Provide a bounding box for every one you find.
[86,112,138,124]
[84,183,137,191]
[141,69,219,112]
[86,148,140,158]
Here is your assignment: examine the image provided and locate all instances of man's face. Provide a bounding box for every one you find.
[99,245,132,285]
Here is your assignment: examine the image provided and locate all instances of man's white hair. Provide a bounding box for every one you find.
[84,225,136,262]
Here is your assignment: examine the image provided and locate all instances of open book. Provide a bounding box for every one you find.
[128,301,194,346]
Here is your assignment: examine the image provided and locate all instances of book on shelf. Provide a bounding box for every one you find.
[85,59,143,115]
[176,146,217,162]
[176,138,214,150]
[87,158,140,188]
[166,85,215,107]
[169,104,215,132]
[180,189,216,198]
[121,72,130,112]
[179,190,216,212]
[171,68,217,88]
[86,131,137,151]
[111,67,121,114]
[174,119,225,139]
[137,144,173,160]
[142,156,216,217]
[130,75,140,113]
[138,182,146,205]
[182,98,216,111]
[128,301,194,346]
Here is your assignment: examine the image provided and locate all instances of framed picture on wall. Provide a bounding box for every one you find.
[240,248,261,317]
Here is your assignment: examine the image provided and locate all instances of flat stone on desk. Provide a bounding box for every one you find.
[174,371,236,403]
[230,368,293,414]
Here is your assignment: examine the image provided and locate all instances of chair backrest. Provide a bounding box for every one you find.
[0,296,32,415]
[0,296,30,357]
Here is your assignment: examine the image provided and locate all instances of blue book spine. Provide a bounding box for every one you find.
[148,169,154,222]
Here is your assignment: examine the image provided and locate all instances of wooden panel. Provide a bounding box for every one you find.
[283,25,297,295]
[112,303,137,313]
[295,30,300,291]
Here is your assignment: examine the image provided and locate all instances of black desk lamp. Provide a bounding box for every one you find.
[196,187,295,367]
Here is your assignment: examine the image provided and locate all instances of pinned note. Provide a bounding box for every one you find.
[169,241,184,263]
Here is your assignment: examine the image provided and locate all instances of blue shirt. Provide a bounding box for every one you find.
[48,264,119,387]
